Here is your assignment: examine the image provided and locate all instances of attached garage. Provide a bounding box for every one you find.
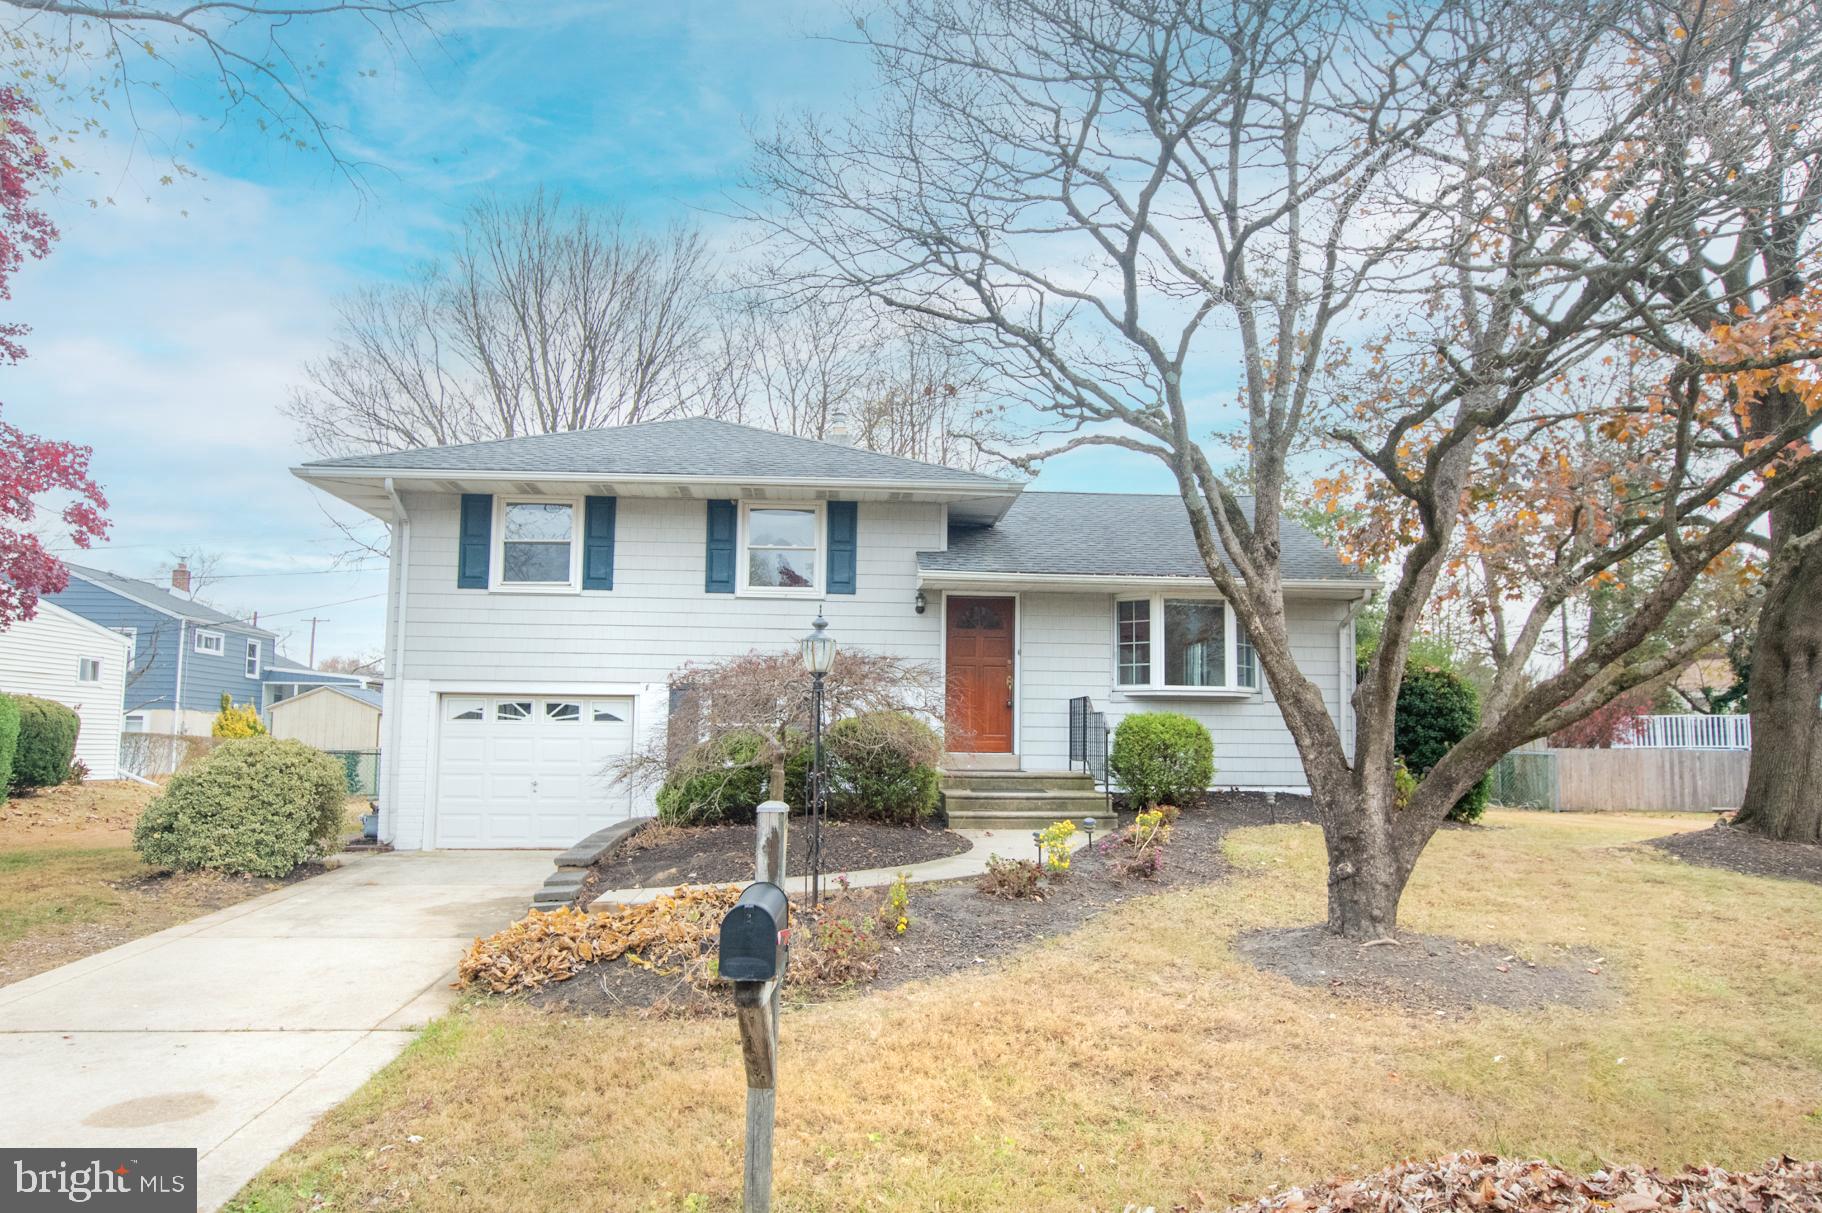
[432,693,637,847]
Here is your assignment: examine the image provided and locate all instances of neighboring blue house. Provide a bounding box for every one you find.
[48,564,364,735]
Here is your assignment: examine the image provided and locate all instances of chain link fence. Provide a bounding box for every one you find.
[1490,750,1559,811]
[324,749,381,797]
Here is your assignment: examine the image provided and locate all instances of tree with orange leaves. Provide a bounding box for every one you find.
[756,0,1822,936]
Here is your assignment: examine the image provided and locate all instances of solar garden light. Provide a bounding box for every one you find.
[1266,790,1278,825]
[799,609,837,907]
[1083,817,1096,847]
[1032,830,1043,867]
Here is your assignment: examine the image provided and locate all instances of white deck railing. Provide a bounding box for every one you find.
[1614,714,1752,750]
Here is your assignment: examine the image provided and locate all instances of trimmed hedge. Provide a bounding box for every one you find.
[12,695,79,790]
[825,712,942,824]
[1109,711,1215,809]
[0,694,19,794]
[133,737,347,876]
[1394,663,1490,824]
[656,731,812,826]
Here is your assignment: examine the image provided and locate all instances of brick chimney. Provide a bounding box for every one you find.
[170,560,191,595]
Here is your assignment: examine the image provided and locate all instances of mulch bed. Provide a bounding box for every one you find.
[1219,1152,1822,1213]
[528,790,1318,1016]
[1234,926,1611,1015]
[1646,822,1822,886]
[571,819,970,905]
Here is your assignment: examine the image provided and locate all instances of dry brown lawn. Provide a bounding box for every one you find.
[229,810,1822,1213]
[0,781,368,986]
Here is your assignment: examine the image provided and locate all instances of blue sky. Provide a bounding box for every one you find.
[3,0,1185,663]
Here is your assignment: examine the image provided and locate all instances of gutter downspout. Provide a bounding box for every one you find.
[382,478,414,848]
[1339,593,1371,765]
[173,619,187,734]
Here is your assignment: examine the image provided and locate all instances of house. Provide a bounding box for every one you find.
[0,601,132,781]
[262,653,373,714]
[294,416,1376,850]
[45,565,361,735]
[268,683,382,751]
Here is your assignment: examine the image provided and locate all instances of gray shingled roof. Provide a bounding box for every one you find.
[918,492,1372,583]
[300,417,1019,489]
[64,563,272,631]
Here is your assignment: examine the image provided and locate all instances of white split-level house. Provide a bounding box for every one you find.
[0,600,132,780]
[293,417,1375,850]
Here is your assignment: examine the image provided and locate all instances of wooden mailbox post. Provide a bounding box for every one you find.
[724,799,789,1213]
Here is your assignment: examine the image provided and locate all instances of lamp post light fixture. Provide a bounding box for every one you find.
[800,609,838,906]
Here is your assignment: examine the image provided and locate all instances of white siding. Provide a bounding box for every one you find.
[0,602,131,780]
[1018,590,1350,790]
[380,490,1359,847]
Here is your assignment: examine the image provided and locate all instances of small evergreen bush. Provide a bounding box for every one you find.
[133,736,346,876]
[1394,663,1490,823]
[12,695,79,790]
[1108,711,1214,809]
[656,731,811,826]
[825,712,942,824]
[0,693,20,795]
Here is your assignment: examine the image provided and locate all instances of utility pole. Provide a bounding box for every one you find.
[304,617,328,667]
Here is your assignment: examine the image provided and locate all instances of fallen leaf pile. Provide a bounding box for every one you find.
[457,886,741,994]
[1221,1153,1822,1213]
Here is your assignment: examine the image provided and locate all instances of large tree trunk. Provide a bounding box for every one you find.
[1735,481,1822,843]
[1318,782,1414,939]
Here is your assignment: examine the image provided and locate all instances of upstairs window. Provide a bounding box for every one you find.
[194,630,224,656]
[78,657,101,682]
[245,639,262,679]
[741,504,821,593]
[498,501,577,587]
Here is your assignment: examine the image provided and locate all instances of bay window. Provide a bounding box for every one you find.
[1114,595,1260,693]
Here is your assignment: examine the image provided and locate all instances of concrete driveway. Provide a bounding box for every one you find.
[0,849,553,1211]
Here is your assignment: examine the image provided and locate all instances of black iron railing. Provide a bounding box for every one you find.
[1068,695,1113,817]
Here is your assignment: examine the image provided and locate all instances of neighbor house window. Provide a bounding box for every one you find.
[740,503,821,593]
[78,657,101,682]
[194,630,224,656]
[244,639,261,679]
[498,500,577,586]
[123,714,146,733]
[113,627,137,658]
[1113,596,1259,693]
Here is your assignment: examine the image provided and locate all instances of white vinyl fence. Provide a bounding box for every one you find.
[1614,714,1752,750]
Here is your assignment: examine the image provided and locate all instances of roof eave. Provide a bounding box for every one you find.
[915,569,1382,596]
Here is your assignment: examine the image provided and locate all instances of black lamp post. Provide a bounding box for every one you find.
[799,609,838,906]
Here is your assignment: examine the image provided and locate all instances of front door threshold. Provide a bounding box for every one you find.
[942,752,1021,772]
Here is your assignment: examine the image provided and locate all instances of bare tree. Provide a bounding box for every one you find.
[752,0,1822,936]
[0,0,442,191]
[288,191,732,455]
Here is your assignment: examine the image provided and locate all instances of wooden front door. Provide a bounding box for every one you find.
[945,596,1015,753]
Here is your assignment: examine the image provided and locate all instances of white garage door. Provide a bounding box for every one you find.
[434,694,636,848]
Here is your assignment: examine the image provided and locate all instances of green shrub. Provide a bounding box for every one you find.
[825,712,942,824]
[656,731,811,826]
[11,695,79,790]
[0,693,20,795]
[1109,712,1215,809]
[133,737,346,876]
[1394,662,1490,823]
[212,691,267,738]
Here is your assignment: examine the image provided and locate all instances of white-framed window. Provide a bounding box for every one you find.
[739,502,823,596]
[494,498,580,590]
[495,699,533,722]
[77,657,102,682]
[589,700,626,723]
[545,700,581,723]
[194,629,224,656]
[1112,595,1260,694]
[113,626,137,659]
[244,639,262,679]
[123,713,147,733]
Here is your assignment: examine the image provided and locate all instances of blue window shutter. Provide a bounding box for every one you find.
[705,500,736,593]
[457,494,492,589]
[582,496,617,590]
[827,501,857,595]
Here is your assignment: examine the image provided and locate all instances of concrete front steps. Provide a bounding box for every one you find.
[940,767,1108,831]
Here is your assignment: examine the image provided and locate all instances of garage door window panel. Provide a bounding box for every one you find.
[495,700,533,721]
[446,698,485,721]
[545,701,581,722]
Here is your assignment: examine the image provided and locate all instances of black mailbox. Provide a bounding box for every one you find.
[719,881,789,982]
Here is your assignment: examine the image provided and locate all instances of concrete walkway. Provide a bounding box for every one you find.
[585,826,1091,909]
[0,849,553,1212]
